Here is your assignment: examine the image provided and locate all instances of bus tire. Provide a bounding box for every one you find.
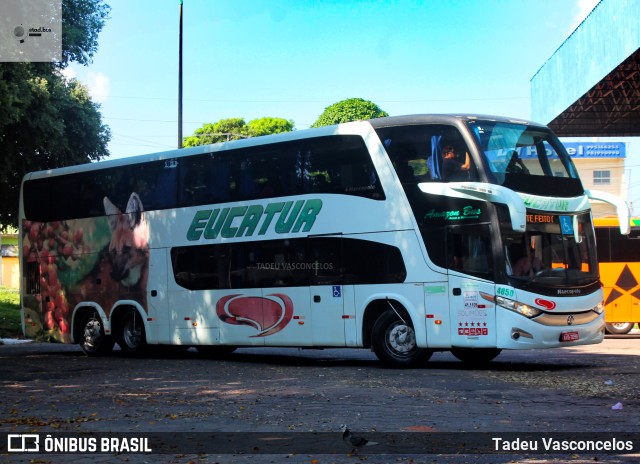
[372,310,432,367]
[451,348,502,364]
[78,311,114,357]
[604,322,634,335]
[117,310,147,355]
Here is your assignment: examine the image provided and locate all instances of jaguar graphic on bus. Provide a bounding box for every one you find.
[19,114,630,366]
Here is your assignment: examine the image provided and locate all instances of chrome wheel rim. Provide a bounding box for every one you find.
[387,322,417,356]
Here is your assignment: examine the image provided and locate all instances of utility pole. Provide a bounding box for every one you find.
[178,0,183,148]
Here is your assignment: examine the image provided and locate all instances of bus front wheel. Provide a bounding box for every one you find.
[79,312,114,356]
[372,310,432,367]
[117,310,147,355]
[605,322,634,335]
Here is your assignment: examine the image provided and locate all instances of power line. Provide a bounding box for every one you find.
[95,94,531,104]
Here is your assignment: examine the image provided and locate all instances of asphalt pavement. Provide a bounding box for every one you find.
[0,336,639,464]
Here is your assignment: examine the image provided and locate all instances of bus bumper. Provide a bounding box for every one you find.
[495,309,605,349]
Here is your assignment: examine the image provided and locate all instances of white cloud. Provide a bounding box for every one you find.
[60,67,76,81]
[573,0,600,29]
[86,71,110,103]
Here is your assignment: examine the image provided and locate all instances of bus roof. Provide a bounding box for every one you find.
[23,113,548,182]
[367,113,546,129]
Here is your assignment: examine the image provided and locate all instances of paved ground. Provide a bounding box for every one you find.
[0,336,639,464]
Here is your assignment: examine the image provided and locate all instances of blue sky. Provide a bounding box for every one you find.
[66,0,600,158]
[65,0,640,214]
[68,0,640,214]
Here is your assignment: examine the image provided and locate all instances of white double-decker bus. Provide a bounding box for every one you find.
[19,115,629,366]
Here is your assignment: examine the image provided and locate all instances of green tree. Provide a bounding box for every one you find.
[183,117,294,147]
[0,1,111,231]
[62,0,111,66]
[182,118,248,147]
[311,98,389,128]
[246,117,294,137]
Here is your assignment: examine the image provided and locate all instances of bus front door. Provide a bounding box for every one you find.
[308,237,349,346]
[310,284,349,346]
[446,224,497,348]
[448,274,497,348]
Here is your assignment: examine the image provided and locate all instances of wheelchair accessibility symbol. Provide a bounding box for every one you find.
[559,216,574,235]
[332,286,342,298]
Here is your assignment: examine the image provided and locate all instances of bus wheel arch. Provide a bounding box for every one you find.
[111,305,147,355]
[74,306,114,357]
[366,299,432,367]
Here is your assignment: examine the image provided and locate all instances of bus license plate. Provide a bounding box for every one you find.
[560,331,579,342]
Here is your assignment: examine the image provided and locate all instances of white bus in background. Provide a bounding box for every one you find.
[19,114,629,367]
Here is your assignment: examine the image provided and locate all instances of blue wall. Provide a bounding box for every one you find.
[531,0,640,125]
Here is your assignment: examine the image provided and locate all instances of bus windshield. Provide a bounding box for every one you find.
[373,118,584,197]
[466,120,582,191]
[502,211,598,287]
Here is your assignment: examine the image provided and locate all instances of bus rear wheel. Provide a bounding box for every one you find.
[451,348,502,364]
[605,322,634,335]
[79,312,114,356]
[372,310,432,367]
[117,310,147,355]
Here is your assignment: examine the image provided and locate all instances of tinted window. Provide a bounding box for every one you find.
[171,237,406,290]
[421,223,494,280]
[178,135,384,205]
[375,124,478,184]
[596,227,640,263]
[23,159,179,222]
[172,244,230,290]
[24,136,384,222]
[447,224,494,279]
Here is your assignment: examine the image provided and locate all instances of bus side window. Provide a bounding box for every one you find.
[421,227,448,269]
[308,238,343,285]
[134,159,178,210]
[171,245,228,290]
[446,225,493,279]
[342,239,407,284]
[179,154,231,206]
[304,136,384,199]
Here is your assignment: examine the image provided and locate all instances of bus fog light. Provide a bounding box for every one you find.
[512,328,534,340]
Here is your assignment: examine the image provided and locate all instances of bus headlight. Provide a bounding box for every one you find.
[496,296,543,318]
[592,301,605,314]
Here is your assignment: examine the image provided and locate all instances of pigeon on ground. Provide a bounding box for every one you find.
[339,424,377,455]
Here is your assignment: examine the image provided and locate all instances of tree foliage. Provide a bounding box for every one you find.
[311,98,389,128]
[183,117,294,147]
[62,0,111,66]
[246,117,294,137]
[0,0,111,231]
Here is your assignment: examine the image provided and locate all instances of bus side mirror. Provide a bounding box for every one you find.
[586,189,630,235]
